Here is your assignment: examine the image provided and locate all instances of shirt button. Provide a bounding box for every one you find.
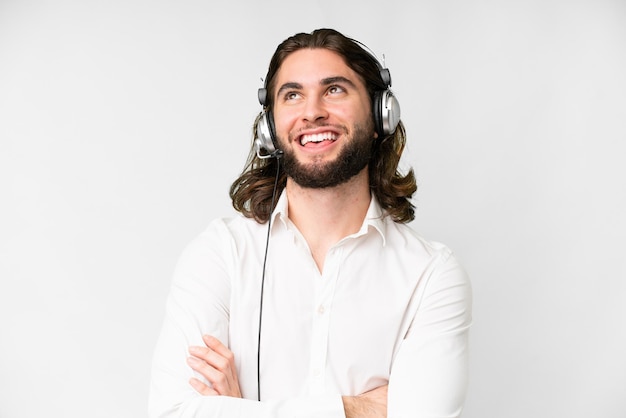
[317,305,325,315]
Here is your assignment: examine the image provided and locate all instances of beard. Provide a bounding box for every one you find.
[279,122,375,189]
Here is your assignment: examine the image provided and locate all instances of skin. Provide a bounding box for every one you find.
[187,48,388,417]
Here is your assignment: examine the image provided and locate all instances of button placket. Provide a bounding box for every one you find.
[308,247,342,395]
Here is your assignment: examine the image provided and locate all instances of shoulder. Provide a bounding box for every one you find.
[389,223,473,319]
[174,215,262,269]
[167,215,267,294]
[185,215,265,253]
[384,220,470,286]
[384,220,455,260]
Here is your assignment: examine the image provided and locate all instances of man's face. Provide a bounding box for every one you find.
[272,48,377,188]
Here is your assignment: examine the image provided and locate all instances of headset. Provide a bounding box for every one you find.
[253,65,401,159]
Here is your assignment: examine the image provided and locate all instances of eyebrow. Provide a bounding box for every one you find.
[321,76,357,88]
[276,82,302,99]
[275,76,358,99]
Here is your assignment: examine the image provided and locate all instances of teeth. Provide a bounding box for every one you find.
[300,132,338,145]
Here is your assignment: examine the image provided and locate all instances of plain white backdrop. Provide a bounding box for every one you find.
[1,1,625,417]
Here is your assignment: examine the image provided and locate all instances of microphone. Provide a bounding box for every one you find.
[254,138,283,159]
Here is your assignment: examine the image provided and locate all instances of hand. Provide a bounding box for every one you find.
[187,335,242,398]
[342,384,388,418]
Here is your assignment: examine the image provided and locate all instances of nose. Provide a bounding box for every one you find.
[301,96,328,123]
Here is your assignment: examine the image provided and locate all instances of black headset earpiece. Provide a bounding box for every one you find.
[254,88,282,159]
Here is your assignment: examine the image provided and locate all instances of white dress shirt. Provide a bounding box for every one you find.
[149,192,472,418]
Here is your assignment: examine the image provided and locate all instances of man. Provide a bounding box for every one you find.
[149,28,472,418]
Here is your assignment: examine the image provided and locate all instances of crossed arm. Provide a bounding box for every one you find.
[150,223,472,418]
[187,334,387,418]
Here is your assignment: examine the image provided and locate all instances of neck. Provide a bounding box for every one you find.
[285,168,371,272]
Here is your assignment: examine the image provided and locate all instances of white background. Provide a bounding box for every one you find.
[1,1,625,417]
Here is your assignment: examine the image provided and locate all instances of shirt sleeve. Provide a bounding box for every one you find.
[387,250,473,418]
[148,220,347,418]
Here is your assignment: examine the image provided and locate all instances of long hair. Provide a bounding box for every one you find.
[229,28,417,223]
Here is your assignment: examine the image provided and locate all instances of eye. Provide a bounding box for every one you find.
[284,91,301,101]
[327,85,346,95]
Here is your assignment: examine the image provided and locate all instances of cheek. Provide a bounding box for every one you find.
[273,110,298,140]
[335,102,372,125]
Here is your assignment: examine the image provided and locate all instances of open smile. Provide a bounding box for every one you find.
[299,131,339,146]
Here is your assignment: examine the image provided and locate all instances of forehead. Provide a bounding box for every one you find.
[275,48,365,87]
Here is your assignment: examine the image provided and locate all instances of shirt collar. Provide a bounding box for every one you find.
[270,191,388,246]
[272,191,289,228]
[361,194,387,246]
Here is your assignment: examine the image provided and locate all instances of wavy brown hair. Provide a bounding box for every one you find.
[230,28,417,224]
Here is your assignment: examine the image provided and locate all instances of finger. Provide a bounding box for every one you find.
[190,337,242,397]
[202,337,241,395]
[192,338,236,382]
[189,377,218,396]
[189,345,231,374]
[203,335,234,363]
[187,356,233,395]
[187,356,222,383]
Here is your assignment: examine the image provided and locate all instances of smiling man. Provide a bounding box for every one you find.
[149,28,472,418]
[274,48,375,192]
